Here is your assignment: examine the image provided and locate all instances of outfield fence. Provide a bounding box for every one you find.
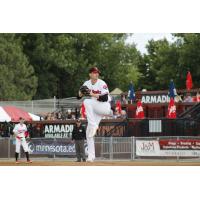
[1,136,200,161]
[0,97,83,114]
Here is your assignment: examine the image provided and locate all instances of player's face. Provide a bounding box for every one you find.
[89,72,99,80]
[20,119,25,124]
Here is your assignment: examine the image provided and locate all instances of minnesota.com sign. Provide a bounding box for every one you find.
[28,139,76,155]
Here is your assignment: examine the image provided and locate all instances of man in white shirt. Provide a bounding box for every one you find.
[77,67,113,162]
[13,117,32,164]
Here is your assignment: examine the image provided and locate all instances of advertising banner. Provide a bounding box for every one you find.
[141,94,170,104]
[43,124,74,138]
[28,139,88,156]
[136,140,160,156]
[136,139,200,157]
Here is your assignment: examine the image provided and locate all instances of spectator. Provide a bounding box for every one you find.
[183,93,193,103]
[121,110,127,119]
[121,95,128,104]
[71,114,76,120]
[113,108,121,119]
[59,107,67,120]
[66,109,72,119]
[45,113,51,120]
[56,112,62,120]
[52,112,57,120]
[46,112,55,120]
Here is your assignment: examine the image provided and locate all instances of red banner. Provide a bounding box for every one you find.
[159,139,200,150]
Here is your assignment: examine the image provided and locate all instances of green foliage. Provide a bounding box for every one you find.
[17,33,141,98]
[2,33,200,101]
[138,34,200,91]
[0,34,37,100]
[175,33,200,88]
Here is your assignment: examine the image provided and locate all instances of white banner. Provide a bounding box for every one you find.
[136,140,160,156]
[136,139,200,157]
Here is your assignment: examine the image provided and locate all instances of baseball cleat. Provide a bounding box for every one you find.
[27,160,32,163]
[15,161,20,164]
[86,158,94,162]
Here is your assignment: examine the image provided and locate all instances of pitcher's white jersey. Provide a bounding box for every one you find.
[13,123,27,138]
[83,79,111,102]
[82,78,113,162]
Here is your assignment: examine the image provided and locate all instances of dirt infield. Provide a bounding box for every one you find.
[1,160,200,166]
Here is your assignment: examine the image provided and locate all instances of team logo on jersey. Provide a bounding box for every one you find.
[92,90,101,94]
[103,85,108,89]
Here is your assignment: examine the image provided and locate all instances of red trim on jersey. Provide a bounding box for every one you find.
[103,85,108,89]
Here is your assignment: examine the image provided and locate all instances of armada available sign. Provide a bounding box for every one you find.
[44,124,74,138]
[141,95,170,104]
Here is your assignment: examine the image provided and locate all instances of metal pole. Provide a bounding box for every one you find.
[19,147,21,160]
[53,138,56,161]
[109,137,113,160]
[177,136,179,162]
[31,101,34,113]
[53,96,56,111]
[8,138,11,159]
[130,136,133,160]
[131,136,135,160]
[100,137,103,159]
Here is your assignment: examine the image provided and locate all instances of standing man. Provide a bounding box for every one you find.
[77,67,113,162]
[72,119,86,162]
[13,117,32,164]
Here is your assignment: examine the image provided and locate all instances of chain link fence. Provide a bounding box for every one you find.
[1,136,200,162]
[0,98,57,114]
[0,97,84,114]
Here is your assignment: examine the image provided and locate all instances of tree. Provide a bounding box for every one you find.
[18,33,141,98]
[174,33,200,89]
[138,38,180,90]
[0,34,37,100]
[138,34,200,91]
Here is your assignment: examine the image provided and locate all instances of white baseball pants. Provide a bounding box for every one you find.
[15,137,29,153]
[84,98,112,160]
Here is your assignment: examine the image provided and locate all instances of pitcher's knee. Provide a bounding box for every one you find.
[83,99,90,105]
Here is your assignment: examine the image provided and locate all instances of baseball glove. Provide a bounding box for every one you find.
[79,85,91,96]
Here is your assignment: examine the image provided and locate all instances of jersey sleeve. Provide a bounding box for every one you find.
[13,125,18,134]
[100,81,109,95]
[83,80,91,89]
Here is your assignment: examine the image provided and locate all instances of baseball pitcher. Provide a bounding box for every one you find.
[77,67,113,162]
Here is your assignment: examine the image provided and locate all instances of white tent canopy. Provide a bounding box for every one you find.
[0,106,41,122]
[28,113,41,121]
[0,107,11,122]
